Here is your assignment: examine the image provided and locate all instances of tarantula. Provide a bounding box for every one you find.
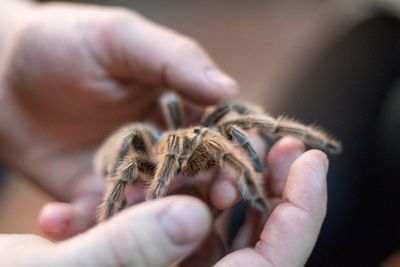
[95,91,342,222]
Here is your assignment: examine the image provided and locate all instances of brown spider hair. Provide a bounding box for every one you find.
[95,91,341,221]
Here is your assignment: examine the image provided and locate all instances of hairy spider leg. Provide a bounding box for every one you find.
[147,133,182,198]
[221,124,264,173]
[183,132,269,213]
[201,101,267,172]
[201,101,255,127]
[202,100,276,142]
[160,91,185,130]
[98,124,157,221]
[221,114,342,155]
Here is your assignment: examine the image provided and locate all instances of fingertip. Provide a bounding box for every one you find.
[268,137,305,196]
[269,137,305,161]
[38,204,66,239]
[205,68,239,97]
[312,149,329,172]
[171,68,239,105]
[38,203,93,240]
[283,149,329,217]
[290,149,329,180]
[164,40,239,104]
[160,196,212,245]
[244,150,330,267]
[210,174,239,209]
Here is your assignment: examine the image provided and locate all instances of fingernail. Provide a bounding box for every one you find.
[206,68,239,94]
[160,198,211,245]
[39,204,71,235]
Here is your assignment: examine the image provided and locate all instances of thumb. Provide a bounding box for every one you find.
[50,196,212,267]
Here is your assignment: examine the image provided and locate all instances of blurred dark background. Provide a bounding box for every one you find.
[1,1,400,266]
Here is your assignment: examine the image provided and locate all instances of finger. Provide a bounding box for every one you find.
[100,10,238,104]
[163,41,239,104]
[38,183,148,240]
[38,202,94,240]
[209,172,240,209]
[228,137,304,246]
[38,171,104,240]
[267,136,305,196]
[215,150,328,267]
[49,196,211,267]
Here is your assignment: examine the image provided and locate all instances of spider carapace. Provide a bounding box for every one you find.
[95,91,342,222]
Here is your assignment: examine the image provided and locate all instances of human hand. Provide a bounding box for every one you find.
[0,2,238,239]
[0,147,328,267]
[179,138,329,266]
[0,196,212,267]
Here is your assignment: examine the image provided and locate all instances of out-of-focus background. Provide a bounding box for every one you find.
[1,1,400,266]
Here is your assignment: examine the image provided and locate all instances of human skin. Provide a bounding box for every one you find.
[0,144,328,267]
[0,1,329,266]
[0,1,238,237]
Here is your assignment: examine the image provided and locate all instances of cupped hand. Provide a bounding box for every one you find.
[180,138,329,267]
[0,2,238,239]
[2,147,328,267]
[0,4,329,266]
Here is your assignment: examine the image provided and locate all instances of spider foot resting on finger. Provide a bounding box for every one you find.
[95,91,342,222]
[94,123,159,221]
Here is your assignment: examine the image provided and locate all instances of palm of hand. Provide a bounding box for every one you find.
[0,5,175,237]
[5,5,163,148]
